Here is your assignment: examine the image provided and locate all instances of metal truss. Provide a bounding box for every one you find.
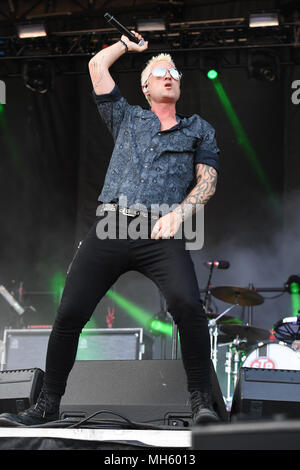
[0,0,298,77]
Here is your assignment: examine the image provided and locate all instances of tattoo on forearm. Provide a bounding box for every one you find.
[174,165,217,219]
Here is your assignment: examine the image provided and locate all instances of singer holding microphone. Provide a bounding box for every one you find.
[0,28,220,427]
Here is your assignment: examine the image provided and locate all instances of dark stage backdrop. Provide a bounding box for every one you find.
[0,58,299,345]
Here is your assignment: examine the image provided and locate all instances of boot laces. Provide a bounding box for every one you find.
[33,389,59,418]
[191,390,210,414]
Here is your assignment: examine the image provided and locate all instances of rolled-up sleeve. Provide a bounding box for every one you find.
[195,119,220,173]
[92,84,129,141]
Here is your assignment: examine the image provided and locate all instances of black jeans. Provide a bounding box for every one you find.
[44,212,211,395]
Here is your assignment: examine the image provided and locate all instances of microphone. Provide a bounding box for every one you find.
[104,13,145,46]
[204,260,230,269]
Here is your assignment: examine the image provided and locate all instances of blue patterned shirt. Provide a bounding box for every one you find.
[92,84,220,211]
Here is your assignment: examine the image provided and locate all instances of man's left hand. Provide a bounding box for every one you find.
[151,211,183,240]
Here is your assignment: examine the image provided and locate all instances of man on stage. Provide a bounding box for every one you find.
[0,31,220,426]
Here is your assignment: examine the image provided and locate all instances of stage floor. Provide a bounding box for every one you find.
[2,419,300,450]
[0,426,192,451]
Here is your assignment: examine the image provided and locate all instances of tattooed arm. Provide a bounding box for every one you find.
[151,163,217,239]
[174,163,218,219]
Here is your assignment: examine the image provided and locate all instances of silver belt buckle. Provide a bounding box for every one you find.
[107,203,117,211]
[120,207,135,217]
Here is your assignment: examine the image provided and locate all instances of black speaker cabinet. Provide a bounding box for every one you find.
[231,367,300,420]
[60,359,228,426]
[0,368,44,414]
[192,420,300,450]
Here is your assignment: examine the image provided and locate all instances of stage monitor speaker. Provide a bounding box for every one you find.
[60,359,228,426]
[0,368,44,414]
[231,367,300,420]
[192,420,300,450]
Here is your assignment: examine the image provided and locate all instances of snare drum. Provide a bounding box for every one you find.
[242,341,300,370]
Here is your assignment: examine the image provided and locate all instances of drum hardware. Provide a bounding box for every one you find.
[224,338,247,408]
[217,324,269,409]
[205,283,265,389]
[208,304,239,370]
[219,324,270,346]
[210,285,264,307]
[206,311,243,324]
[273,316,300,345]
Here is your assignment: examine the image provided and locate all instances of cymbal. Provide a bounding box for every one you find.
[210,286,264,306]
[219,324,270,345]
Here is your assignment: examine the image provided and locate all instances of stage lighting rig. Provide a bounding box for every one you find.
[22,60,53,93]
[201,56,220,80]
[248,50,280,82]
[17,23,47,39]
[249,12,279,28]
[285,275,300,294]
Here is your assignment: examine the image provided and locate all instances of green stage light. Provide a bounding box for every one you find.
[149,319,173,337]
[290,282,300,317]
[207,69,218,80]
[211,76,281,215]
[106,289,173,336]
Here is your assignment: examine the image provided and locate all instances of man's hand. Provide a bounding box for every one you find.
[151,211,183,240]
[121,31,148,52]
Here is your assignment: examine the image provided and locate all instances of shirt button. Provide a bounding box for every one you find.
[140,179,144,183]
[150,148,154,151]
[144,164,148,168]
[153,178,157,183]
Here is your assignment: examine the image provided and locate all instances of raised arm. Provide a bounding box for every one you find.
[88,32,148,95]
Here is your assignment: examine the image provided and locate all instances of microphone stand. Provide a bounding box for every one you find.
[203,264,214,313]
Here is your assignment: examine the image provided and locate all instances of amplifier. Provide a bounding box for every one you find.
[231,367,300,420]
[1,328,144,371]
[0,368,44,414]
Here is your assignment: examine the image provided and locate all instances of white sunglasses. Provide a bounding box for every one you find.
[145,67,182,85]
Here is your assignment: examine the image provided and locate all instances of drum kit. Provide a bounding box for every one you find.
[205,285,300,410]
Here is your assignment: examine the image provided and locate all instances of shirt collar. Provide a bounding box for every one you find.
[136,107,187,131]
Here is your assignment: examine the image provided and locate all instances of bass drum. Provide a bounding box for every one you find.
[242,341,300,370]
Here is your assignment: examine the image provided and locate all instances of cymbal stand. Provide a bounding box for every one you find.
[232,338,246,388]
[225,342,233,406]
[171,321,178,359]
[247,283,254,326]
[208,304,238,370]
[203,264,214,312]
[225,337,247,408]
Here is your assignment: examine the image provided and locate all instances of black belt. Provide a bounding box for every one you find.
[97,203,160,220]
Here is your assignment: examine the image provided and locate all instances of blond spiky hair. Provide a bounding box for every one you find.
[141,53,176,105]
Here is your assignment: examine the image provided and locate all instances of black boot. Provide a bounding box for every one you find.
[0,388,61,427]
[190,390,220,425]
